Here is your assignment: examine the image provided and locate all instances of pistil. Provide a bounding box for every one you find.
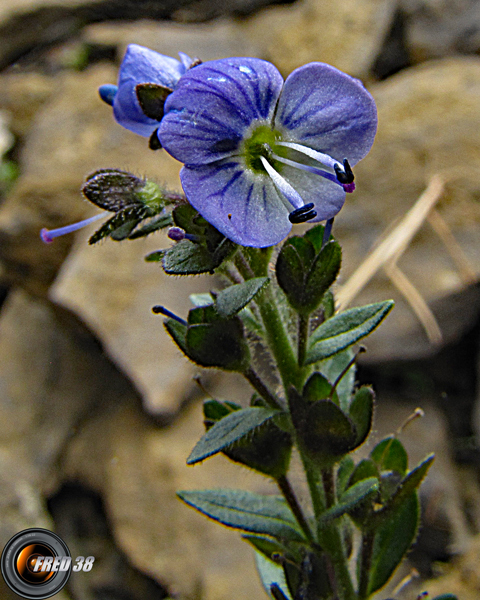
[40,213,105,244]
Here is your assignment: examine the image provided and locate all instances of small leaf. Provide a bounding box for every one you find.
[367,493,420,595]
[82,169,145,211]
[145,249,165,262]
[135,83,172,120]
[203,399,240,422]
[216,277,269,318]
[303,240,342,312]
[371,437,408,477]
[178,489,304,541]
[349,386,374,448]
[242,534,292,562]
[190,293,214,307]
[187,407,280,464]
[349,459,380,487]
[306,301,394,364]
[319,477,379,525]
[302,372,338,404]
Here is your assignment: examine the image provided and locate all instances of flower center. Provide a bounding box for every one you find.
[242,125,285,173]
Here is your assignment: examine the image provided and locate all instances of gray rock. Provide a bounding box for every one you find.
[239,0,397,78]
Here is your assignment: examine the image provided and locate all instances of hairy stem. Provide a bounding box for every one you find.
[358,530,375,600]
[277,475,315,543]
[244,366,283,410]
[297,313,309,367]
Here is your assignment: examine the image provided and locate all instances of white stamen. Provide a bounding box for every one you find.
[277,141,342,171]
[260,156,304,210]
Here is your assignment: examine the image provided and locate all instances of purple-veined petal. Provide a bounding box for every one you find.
[113,44,187,137]
[179,159,292,247]
[275,63,377,166]
[277,161,347,222]
[159,57,284,166]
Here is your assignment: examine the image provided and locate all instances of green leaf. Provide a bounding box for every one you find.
[145,249,164,262]
[187,407,280,464]
[349,459,380,487]
[243,534,293,562]
[302,372,338,404]
[319,477,379,525]
[215,277,269,318]
[371,437,408,477]
[306,301,394,364]
[190,293,214,307]
[320,348,356,411]
[163,239,217,275]
[303,241,342,312]
[128,212,172,238]
[177,489,304,541]
[135,83,172,120]
[367,493,420,595]
[164,318,188,355]
[349,386,374,448]
[255,552,293,600]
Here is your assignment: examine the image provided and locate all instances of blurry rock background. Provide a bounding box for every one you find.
[1,0,480,598]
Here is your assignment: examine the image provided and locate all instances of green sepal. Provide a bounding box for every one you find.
[305,300,394,364]
[144,249,165,262]
[177,489,305,541]
[370,436,408,477]
[128,212,173,239]
[319,477,379,526]
[163,318,188,356]
[186,316,250,371]
[349,386,374,448]
[347,459,380,525]
[203,399,240,422]
[162,239,220,275]
[276,225,341,314]
[215,277,269,318]
[187,406,280,464]
[302,372,339,405]
[135,83,172,121]
[336,456,356,496]
[89,206,151,244]
[365,492,420,595]
[82,169,145,211]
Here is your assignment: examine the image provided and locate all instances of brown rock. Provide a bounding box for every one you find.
[336,57,480,361]
[240,0,396,78]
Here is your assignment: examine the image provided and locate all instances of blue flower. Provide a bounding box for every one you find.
[99,44,194,138]
[157,57,377,247]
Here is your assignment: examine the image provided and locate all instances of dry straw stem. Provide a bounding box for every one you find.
[336,174,477,346]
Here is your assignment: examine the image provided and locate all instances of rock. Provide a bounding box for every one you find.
[401,0,480,62]
[240,0,396,78]
[62,380,275,600]
[85,18,254,62]
[0,287,138,559]
[0,0,289,70]
[335,57,480,361]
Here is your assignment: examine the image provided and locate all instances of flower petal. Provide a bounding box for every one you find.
[113,44,186,137]
[278,162,346,222]
[179,160,292,247]
[275,63,377,166]
[159,58,284,166]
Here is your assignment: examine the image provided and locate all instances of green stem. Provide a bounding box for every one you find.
[358,530,374,600]
[235,251,300,393]
[277,475,315,543]
[298,313,309,368]
[244,366,283,410]
[322,467,336,508]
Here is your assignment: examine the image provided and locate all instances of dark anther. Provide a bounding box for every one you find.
[289,203,317,223]
[149,129,162,151]
[189,58,203,69]
[334,158,354,184]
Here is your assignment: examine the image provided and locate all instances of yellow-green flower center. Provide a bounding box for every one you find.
[242,125,286,174]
